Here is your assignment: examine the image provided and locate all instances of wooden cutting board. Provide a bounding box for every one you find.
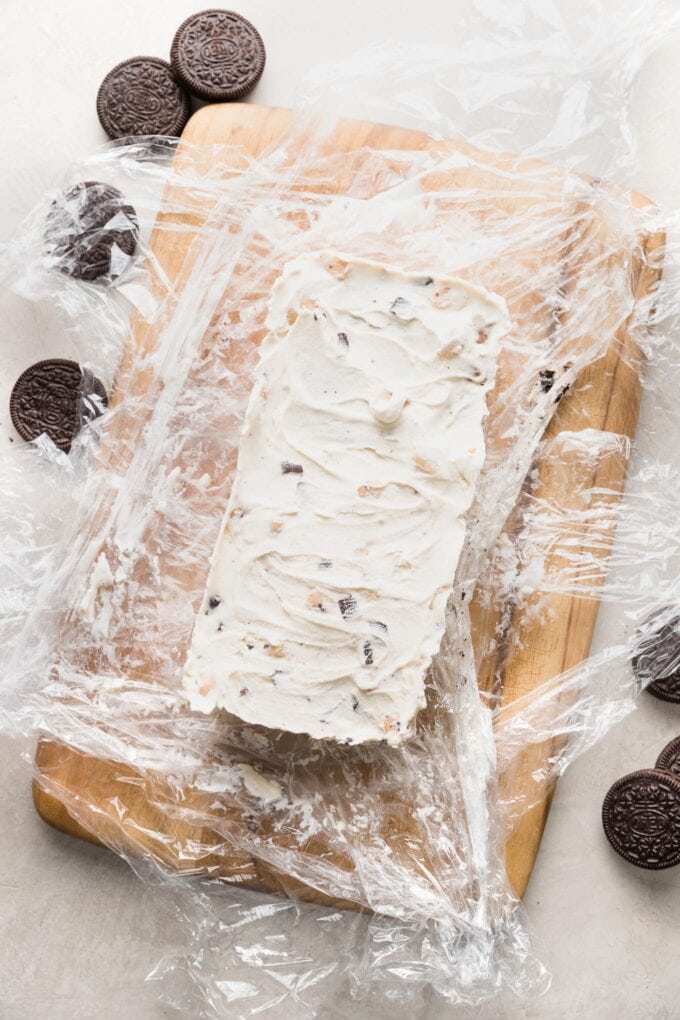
[33,104,663,904]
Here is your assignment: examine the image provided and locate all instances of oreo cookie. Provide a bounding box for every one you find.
[656,736,680,778]
[45,181,139,282]
[97,56,190,140]
[632,609,680,704]
[602,769,680,870]
[10,359,108,453]
[170,9,266,102]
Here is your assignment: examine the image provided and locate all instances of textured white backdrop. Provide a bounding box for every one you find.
[1,1,680,1018]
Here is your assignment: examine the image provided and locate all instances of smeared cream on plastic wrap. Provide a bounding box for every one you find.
[184,253,509,743]
[1,2,680,1017]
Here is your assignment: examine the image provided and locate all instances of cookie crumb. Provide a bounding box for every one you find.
[338,594,358,619]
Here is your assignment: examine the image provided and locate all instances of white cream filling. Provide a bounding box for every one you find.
[80,551,114,623]
[183,253,510,744]
[234,763,283,803]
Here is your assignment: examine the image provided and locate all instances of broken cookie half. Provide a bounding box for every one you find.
[183,253,510,745]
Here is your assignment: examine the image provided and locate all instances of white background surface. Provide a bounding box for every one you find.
[2,1,680,1018]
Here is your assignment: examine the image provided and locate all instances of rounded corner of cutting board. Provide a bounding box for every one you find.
[181,101,291,147]
[32,778,62,830]
[32,775,103,848]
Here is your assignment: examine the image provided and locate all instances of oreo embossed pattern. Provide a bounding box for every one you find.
[602,769,680,870]
[171,9,266,101]
[10,359,108,454]
[97,56,191,139]
[45,181,139,282]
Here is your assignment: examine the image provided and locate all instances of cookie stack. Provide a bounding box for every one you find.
[96,9,266,140]
[602,614,680,870]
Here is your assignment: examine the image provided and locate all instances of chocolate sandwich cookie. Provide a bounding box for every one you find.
[10,359,108,453]
[170,9,266,101]
[97,56,190,140]
[632,609,680,704]
[45,181,139,282]
[656,736,680,778]
[602,768,680,870]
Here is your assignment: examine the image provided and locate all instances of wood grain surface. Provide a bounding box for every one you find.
[33,104,664,904]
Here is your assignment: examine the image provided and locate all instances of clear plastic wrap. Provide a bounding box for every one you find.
[2,2,680,1016]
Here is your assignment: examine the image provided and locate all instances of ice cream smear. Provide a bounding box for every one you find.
[183,253,510,745]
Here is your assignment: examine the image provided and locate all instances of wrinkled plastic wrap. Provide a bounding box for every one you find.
[2,2,680,1016]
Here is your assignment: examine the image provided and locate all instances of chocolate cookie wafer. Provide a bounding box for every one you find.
[170,9,265,102]
[45,181,139,282]
[97,56,190,140]
[602,769,680,870]
[632,609,680,704]
[10,359,108,453]
[656,736,680,778]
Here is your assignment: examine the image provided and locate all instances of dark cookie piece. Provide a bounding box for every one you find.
[338,594,358,620]
[10,359,108,453]
[46,181,139,282]
[170,9,266,102]
[656,736,680,778]
[602,769,680,870]
[96,56,190,140]
[632,609,680,704]
[205,595,222,613]
[539,369,555,393]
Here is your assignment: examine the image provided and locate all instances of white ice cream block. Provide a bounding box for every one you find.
[183,253,510,744]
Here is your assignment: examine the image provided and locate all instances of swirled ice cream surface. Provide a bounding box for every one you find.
[183,253,510,745]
